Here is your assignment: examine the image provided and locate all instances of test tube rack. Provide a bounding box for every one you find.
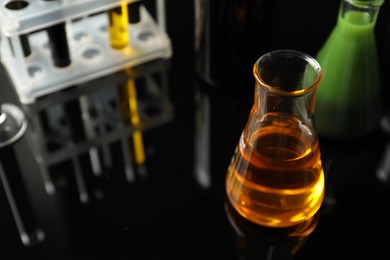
[0,0,172,104]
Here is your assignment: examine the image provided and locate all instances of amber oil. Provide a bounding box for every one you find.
[226,113,325,228]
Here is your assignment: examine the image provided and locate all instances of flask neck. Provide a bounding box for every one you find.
[253,82,318,130]
[339,0,383,25]
[251,50,322,130]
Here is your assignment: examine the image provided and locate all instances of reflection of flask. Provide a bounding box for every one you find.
[225,200,318,260]
[314,0,384,141]
[225,50,325,228]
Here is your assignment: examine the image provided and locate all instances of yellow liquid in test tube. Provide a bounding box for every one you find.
[108,2,129,49]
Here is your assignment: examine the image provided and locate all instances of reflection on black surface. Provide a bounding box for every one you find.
[0,145,45,247]
[0,59,176,254]
[0,59,174,251]
[376,113,390,183]
[226,199,319,260]
[193,76,253,192]
[0,103,45,246]
[118,74,152,181]
[21,59,172,200]
[304,126,390,259]
[318,131,381,216]
[194,78,211,189]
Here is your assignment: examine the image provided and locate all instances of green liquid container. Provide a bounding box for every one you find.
[315,0,384,141]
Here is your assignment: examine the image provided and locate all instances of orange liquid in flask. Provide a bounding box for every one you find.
[226,113,325,228]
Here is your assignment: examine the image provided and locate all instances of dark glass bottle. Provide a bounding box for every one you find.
[194,0,273,94]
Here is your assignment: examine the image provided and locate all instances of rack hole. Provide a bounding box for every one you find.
[74,32,89,43]
[41,41,50,51]
[138,30,154,42]
[4,0,28,10]
[27,65,43,79]
[99,24,107,33]
[82,47,101,61]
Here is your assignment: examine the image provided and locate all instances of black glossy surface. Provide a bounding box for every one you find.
[1,1,390,259]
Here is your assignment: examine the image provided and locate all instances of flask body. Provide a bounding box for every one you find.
[226,50,325,228]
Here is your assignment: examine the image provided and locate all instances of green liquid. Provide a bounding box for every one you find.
[315,11,382,140]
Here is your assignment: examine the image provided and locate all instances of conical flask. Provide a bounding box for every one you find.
[225,50,325,228]
[314,0,384,141]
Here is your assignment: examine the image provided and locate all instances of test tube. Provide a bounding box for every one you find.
[128,0,142,24]
[108,2,129,49]
[46,22,71,68]
[19,34,32,57]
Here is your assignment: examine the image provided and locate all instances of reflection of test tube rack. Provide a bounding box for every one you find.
[0,0,171,104]
[22,59,173,202]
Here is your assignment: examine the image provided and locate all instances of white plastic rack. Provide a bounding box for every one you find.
[0,0,172,104]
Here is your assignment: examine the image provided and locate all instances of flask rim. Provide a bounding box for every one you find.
[345,0,384,8]
[253,49,323,97]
